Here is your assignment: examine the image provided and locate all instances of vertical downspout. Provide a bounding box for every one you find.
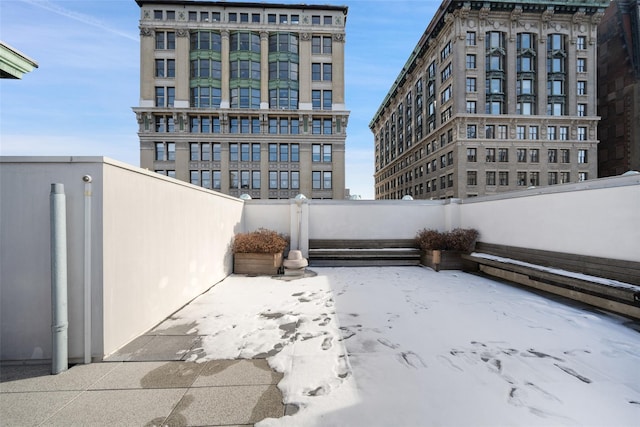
[50,183,68,374]
[82,175,92,364]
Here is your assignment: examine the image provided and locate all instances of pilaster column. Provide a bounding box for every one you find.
[299,32,312,110]
[260,31,269,109]
[175,29,190,108]
[332,33,346,110]
[221,30,230,109]
[139,26,155,107]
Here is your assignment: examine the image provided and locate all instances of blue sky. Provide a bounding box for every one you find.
[0,0,441,199]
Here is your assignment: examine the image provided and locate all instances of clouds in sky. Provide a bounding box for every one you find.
[1,0,441,199]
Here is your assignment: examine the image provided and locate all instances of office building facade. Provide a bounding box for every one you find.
[371,0,607,199]
[134,0,348,199]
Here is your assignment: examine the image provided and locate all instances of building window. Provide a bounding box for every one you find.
[323,144,332,162]
[279,144,289,162]
[466,77,476,93]
[560,126,569,140]
[280,171,289,189]
[269,171,277,189]
[517,102,534,115]
[499,171,509,186]
[498,148,508,162]
[467,171,477,185]
[497,125,507,139]
[440,41,452,61]
[486,148,496,162]
[269,144,277,161]
[441,85,452,104]
[578,172,588,182]
[578,149,588,163]
[323,171,332,189]
[466,54,476,69]
[517,126,526,140]
[441,63,452,82]
[312,63,321,81]
[312,171,321,189]
[447,173,454,187]
[548,149,557,163]
[252,171,261,189]
[213,143,221,161]
[229,143,238,161]
[560,172,570,184]
[577,58,586,73]
[485,125,495,139]
[529,172,539,186]
[547,126,556,140]
[561,149,570,163]
[291,171,300,189]
[323,90,332,110]
[517,172,527,186]
[291,144,299,162]
[241,143,250,161]
[578,127,587,141]
[486,171,496,186]
[530,149,539,163]
[466,101,477,114]
[252,143,261,161]
[548,172,558,185]
[577,36,586,50]
[467,125,477,139]
[311,36,332,54]
[212,171,221,189]
[529,126,538,140]
[155,142,165,161]
[190,170,200,186]
[577,81,586,95]
[190,142,199,161]
[155,31,175,50]
[517,149,527,162]
[577,104,586,117]
[467,148,477,162]
[466,32,476,46]
[312,144,321,162]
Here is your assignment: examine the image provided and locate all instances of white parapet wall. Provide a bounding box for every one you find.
[459,174,640,263]
[0,157,243,361]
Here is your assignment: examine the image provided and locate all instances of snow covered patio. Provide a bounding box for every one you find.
[156,266,640,426]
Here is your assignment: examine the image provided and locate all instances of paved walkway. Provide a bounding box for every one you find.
[0,297,292,426]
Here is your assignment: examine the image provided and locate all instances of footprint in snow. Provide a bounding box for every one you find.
[398,351,427,368]
[322,336,333,350]
[377,338,399,349]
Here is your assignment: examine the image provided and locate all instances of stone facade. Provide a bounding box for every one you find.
[134,0,349,199]
[371,0,607,199]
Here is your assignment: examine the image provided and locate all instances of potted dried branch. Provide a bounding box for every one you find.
[232,228,289,275]
[416,228,479,271]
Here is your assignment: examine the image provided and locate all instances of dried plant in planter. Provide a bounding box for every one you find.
[415,228,479,252]
[447,228,479,252]
[232,228,288,254]
[415,229,448,251]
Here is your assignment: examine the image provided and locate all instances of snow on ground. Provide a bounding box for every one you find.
[159,266,640,426]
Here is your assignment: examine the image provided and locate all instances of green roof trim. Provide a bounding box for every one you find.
[0,41,38,79]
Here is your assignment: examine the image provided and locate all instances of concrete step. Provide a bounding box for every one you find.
[308,248,421,267]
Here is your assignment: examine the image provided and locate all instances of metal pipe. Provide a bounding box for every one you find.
[50,183,68,374]
[82,175,92,364]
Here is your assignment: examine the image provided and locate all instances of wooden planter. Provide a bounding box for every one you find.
[420,250,465,271]
[234,252,283,275]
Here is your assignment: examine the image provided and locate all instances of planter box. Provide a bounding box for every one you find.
[234,252,283,275]
[420,250,465,271]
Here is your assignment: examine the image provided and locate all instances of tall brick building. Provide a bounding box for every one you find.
[597,0,640,177]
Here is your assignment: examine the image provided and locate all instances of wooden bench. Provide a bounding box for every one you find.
[308,239,420,267]
[462,242,640,319]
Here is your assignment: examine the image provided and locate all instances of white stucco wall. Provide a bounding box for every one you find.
[0,158,104,361]
[0,157,244,361]
[307,200,446,240]
[101,162,243,356]
[459,175,640,262]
